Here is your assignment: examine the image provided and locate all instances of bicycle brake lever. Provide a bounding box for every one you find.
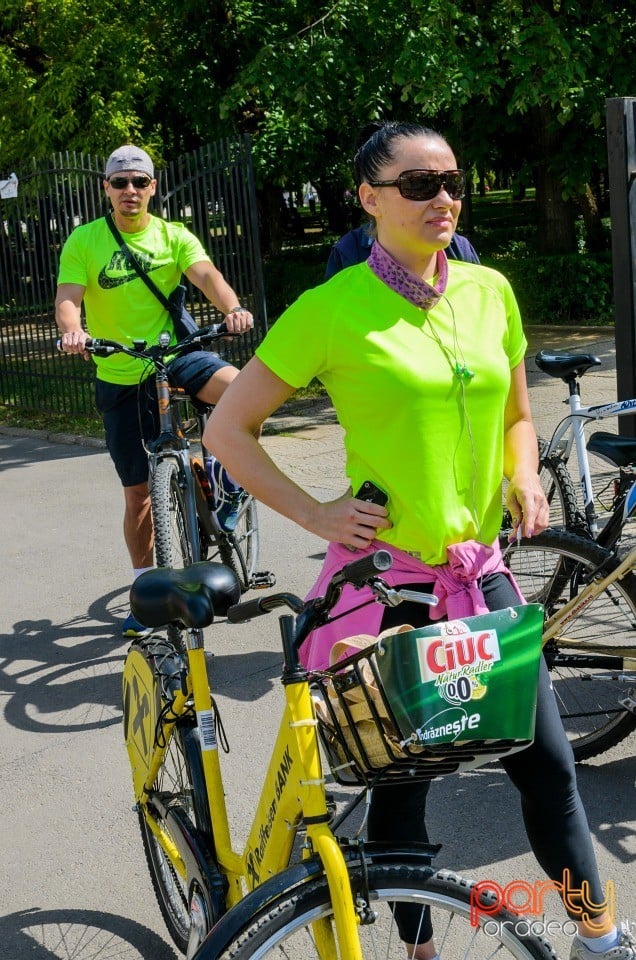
[371,581,438,608]
[395,588,439,607]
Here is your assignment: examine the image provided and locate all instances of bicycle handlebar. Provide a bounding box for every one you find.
[226,549,394,626]
[333,549,392,587]
[226,592,306,624]
[56,322,231,359]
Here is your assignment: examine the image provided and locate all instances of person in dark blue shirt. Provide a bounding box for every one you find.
[325,220,479,280]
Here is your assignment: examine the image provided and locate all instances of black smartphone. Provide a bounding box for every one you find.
[354,480,388,506]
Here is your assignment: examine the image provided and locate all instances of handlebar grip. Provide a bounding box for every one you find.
[85,338,117,355]
[56,337,97,352]
[340,549,393,586]
[226,596,269,623]
[201,321,228,337]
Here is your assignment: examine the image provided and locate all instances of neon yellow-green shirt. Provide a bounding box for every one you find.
[256,261,526,565]
[57,215,210,384]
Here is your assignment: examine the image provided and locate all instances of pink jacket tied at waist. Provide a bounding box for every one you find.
[299,538,524,670]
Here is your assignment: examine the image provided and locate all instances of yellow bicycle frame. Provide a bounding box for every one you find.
[127,630,366,959]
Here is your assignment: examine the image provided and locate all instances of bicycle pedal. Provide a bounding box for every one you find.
[250,571,277,589]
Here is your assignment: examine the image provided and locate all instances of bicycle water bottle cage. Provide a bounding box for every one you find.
[130,562,241,628]
[535,350,601,382]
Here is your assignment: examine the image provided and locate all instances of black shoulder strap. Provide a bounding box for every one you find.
[105,212,171,311]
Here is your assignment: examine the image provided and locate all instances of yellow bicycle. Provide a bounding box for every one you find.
[122,550,555,960]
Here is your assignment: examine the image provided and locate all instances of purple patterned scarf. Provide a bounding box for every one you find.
[367,240,448,310]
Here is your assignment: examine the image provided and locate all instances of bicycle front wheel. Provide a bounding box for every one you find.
[537,450,580,530]
[138,719,212,954]
[214,865,555,960]
[501,528,636,761]
[151,458,194,569]
[503,444,580,533]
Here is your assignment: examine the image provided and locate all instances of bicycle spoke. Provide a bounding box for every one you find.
[501,529,636,760]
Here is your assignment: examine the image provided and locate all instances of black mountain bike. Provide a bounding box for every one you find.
[84,325,274,596]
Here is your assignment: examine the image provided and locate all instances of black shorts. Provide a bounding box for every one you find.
[95,350,231,487]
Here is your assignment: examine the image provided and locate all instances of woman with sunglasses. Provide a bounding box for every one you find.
[204,121,631,960]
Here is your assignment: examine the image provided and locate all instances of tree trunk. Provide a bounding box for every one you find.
[532,106,577,255]
[256,184,284,257]
[578,182,609,254]
[318,179,349,234]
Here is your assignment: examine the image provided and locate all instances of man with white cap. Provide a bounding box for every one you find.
[56,144,254,638]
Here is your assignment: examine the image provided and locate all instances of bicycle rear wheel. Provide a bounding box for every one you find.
[151,458,194,569]
[205,495,259,592]
[138,718,212,954]
[501,528,636,761]
[212,864,555,960]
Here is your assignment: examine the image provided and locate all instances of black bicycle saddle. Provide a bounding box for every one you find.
[130,561,241,629]
[535,349,602,381]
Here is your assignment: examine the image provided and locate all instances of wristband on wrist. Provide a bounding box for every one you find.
[227,305,248,313]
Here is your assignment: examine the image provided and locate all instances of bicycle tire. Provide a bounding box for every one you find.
[538,450,580,530]
[501,528,636,761]
[205,495,259,592]
[138,718,212,954]
[502,444,580,533]
[213,864,556,960]
[151,458,194,569]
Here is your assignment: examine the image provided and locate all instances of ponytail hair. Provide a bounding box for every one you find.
[353,121,448,185]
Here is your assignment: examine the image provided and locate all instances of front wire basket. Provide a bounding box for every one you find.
[311,643,532,786]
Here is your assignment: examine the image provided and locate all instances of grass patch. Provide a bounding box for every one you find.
[263,235,336,320]
[0,403,104,438]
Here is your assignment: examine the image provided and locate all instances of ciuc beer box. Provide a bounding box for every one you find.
[374,604,544,749]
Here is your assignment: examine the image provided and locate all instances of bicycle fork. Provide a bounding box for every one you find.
[152,373,202,562]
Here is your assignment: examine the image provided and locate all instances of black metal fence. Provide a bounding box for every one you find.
[0,137,267,416]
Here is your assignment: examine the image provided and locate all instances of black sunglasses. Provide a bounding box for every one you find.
[108,175,153,189]
[367,169,466,201]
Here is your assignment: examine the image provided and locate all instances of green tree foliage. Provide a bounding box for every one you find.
[0,0,154,161]
[390,0,636,253]
[1,0,635,254]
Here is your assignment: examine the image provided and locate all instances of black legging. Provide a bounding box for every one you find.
[368,573,605,945]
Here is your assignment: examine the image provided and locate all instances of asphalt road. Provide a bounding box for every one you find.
[1,339,635,958]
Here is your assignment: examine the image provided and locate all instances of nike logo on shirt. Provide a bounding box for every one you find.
[98,250,163,289]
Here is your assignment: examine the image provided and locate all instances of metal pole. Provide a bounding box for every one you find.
[606,97,636,435]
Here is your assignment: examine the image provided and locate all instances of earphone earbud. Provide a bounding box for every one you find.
[454,363,475,381]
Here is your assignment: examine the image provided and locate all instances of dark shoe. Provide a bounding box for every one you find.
[122,612,152,639]
[208,457,247,533]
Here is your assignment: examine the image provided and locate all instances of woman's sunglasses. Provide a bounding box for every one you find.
[367,169,466,201]
[108,175,153,190]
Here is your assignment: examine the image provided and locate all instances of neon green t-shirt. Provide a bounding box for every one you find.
[256,261,527,565]
[57,215,210,384]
